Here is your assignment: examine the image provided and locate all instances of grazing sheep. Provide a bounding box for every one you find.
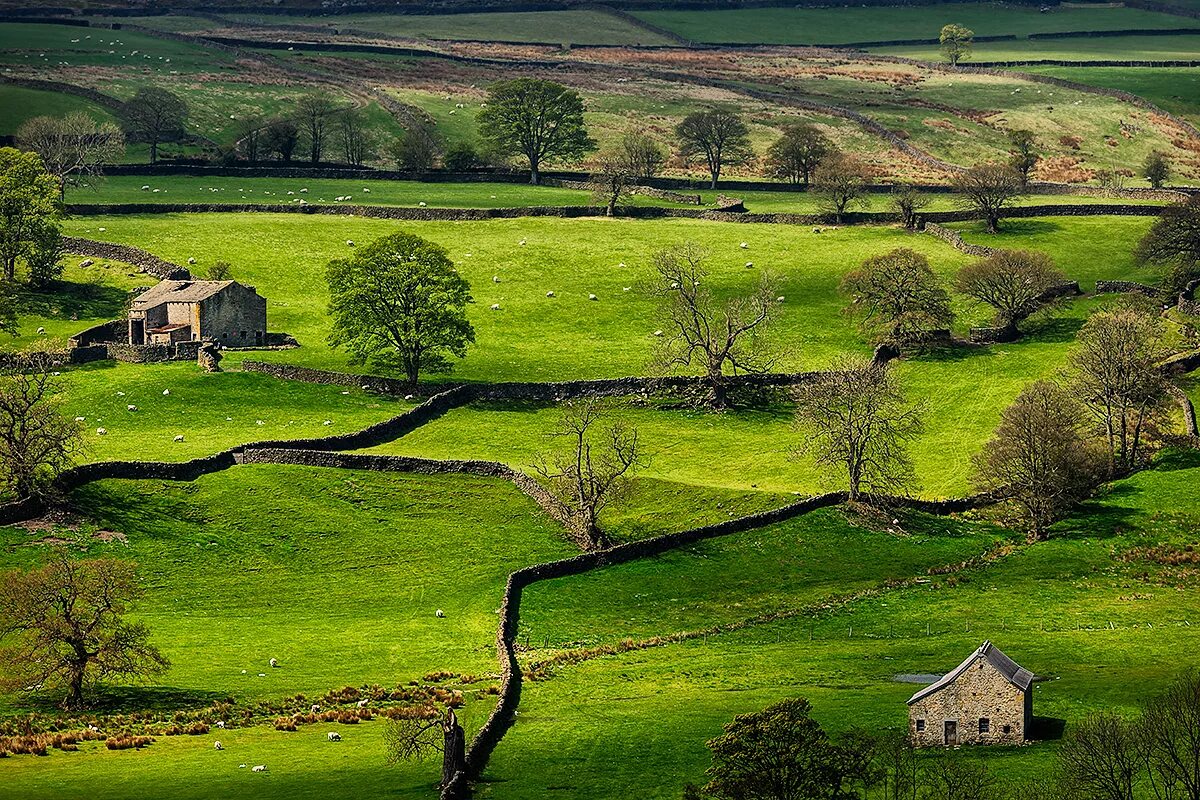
[589,293,598,301]
[300,188,308,193]
[217,721,225,729]
[323,420,332,426]
[74,416,85,422]
[141,185,150,191]
[346,240,354,247]
[96,428,107,436]
[117,391,125,396]
[252,765,266,773]
[493,276,501,283]
[162,389,170,396]
[36,327,45,335]
[546,291,555,297]
[418,201,427,207]
[174,435,184,442]
[127,404,137,412]
[269,658,278,668]
[740,242,748,249]
[311,704,320,713]
[214,741,223,750]
[188,257,196,265]
[776,296,785,303]
[404,394,414,400]
[79,259,94,268]
[745,262,753,268]
[357,699,369,708]
[519,239,527,246]
[362,188,370,193]
[436,609,445,618]
[98,227,106,231]
[327,732,341,742]
[812,227,821,234]
[653,330,664,337]
[490,304,500,310]
[335,196,345,202]
[618,262,626,268]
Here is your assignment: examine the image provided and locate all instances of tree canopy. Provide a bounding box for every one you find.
[0,147,62,289]
[477,78,595,184]
[121,87,188,164]
[326,232,476,385]
[840,247,954,347]
[675,108,752,190]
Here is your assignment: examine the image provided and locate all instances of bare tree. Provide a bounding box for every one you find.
[533,400,643,549]
[262,118,300,163]
[766,124,832,186]
[952,163,1023,233]
[120,88,187,164]
[1140,670,1200,800]
[973,380,1101,540]
[0,550,168,709]
[793,358,924,503]
[1134,196,1200,295]
[0,360,83,499]
[920,750,995,800]
[337,108,377,167]
[953,249,1067,339]
[383,705,466,791]
[646,242,779,408]
[589,150,634,217]
[16,113,125,199]
[1058,713,1144,800]
[675,108,752,190]
[295,94,339,164]
[812,152,869,223]
[1068,303,1171,475]
[619,130,666,179]
[873,731,919,800]
[890,185,930,230]
[234,116,266,162]
[840,248,954,347]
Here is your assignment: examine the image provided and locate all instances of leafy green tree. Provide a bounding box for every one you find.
[939,23,974,66]
[443,141,480,171]
[812,151,869,223]
[0,147,62,286]
[1144,151,1171,190]
[121,87,187,164]
[1007,129,1038,186]
[477,78,595,184]
[840,248,954,347]
[952,163,1023,233]
[676,108,752,189]
[326,232,475,385]
[1134,195,1200,293]
[766,124,832,186]
[953,249,1066,338]
[263,118,300,163]
[387,122,442,171]
[704,697,873,800]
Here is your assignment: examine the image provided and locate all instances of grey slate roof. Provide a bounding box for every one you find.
[132,280,235,309]
[906,641,1033,705]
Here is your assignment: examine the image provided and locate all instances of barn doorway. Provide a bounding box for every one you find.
[944,720,958,746]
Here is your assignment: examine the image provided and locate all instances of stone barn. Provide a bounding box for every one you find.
[128,280,267,347]
[906,641,1033,747]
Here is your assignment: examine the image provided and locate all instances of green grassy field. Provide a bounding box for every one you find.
[227,9,673,46]
[875,34,1200,63]
[0,85,119,136]
[634,3,1190,45]
[1016,65,1200,126]
[481,451,1200,799]
[0,23,233,70]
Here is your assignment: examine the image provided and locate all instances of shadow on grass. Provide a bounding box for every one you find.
[1021,315,1084,345]
[1031,716,1066,741]
[468,399,556,414]
[1053,488,1141,540]
[1154,448,1200,472]
[15,686,231,715]
[16,279,131,323]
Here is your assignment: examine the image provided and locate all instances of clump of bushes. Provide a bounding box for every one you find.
[105,735,153,750]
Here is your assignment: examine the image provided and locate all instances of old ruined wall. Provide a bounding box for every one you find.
[908,657,1028,747]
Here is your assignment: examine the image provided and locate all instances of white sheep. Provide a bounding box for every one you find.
[519,239,526,246]
[362,188,370,193]
[418,201,427,207]
[79,259,94,268]
[214,741,223,750]
[174,435,184,442]
[217,721,226,729]
[74,416,85,422]
[323,420,332,426]
[745,262,753,268]
[653,330,664,337]
[436,609,445,618]
[300,188,308,193]
[740,242,748,249]
[335,196,345,202]
[404,394,414,400]
[269,657,278,668]
[311,704,320,713]
[546,291,555,297]
[252,765,266,773]
[490,304,500,311]
[356,699,369,708]
[618,262,626,268]
[96,427,107,436]
[589,293,598,301]
[776,296,785,303]
[493,275,500,283]
[188,257,196,265]
[36,327,45,335]
[141,185,150,191]
[162,389,170,396]
[346,240,354,247]
[327,732,341,742]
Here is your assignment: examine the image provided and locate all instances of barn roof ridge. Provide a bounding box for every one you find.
[906,640,1034,706]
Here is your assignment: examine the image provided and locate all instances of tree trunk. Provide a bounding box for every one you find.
[4,256,15,282]
[530,159,540,185]
[708,372,728,409]
[441,710,466,789]
[986,214,999,234]
[607,198,616,217]
[709,170,718,190]
[149,140,158,165]
[65,666,85,710]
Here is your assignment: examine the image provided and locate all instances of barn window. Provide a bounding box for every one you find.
[1002,724,1011,734]
[979,718,990,733]
[915,719,925,733]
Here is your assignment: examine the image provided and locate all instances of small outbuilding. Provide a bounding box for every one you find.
[906,641,1033,747]
[128,280,267,347]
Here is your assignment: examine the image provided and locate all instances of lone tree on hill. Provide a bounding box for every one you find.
[1058,712,1143,800]
[840,247,955,347]
[384,705,467,792]
[952,163,1023,233]
[326,232,475,386]
[812,152,869,224]
[477,78,595,184]
[121,87,188,164]
[953,249,1066,339]
[533,399,644,549]
[939,23,974,67]
[793,357,924,503]
[16,113,125,199]
[646,241,780,408]
[589,148,635,217]
[889,184,930,230]
[766,124,832,186]
[263,118,300,163]
[1007,129,1039,186]
[675,108,753,190]
[703,698,875,800]
[1143,151,1171,190]
[1068,302,1170,476]
[295,94,339,164]
[0,147,63,288]
[619,129,667,179]
[1135,195,1200,294]
[973,380,1100,540]
[0,550,169,709]
[0,359,83,500]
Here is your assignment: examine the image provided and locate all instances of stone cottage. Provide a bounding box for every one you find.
[128,280,267,347]
[907,641,1033,747]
